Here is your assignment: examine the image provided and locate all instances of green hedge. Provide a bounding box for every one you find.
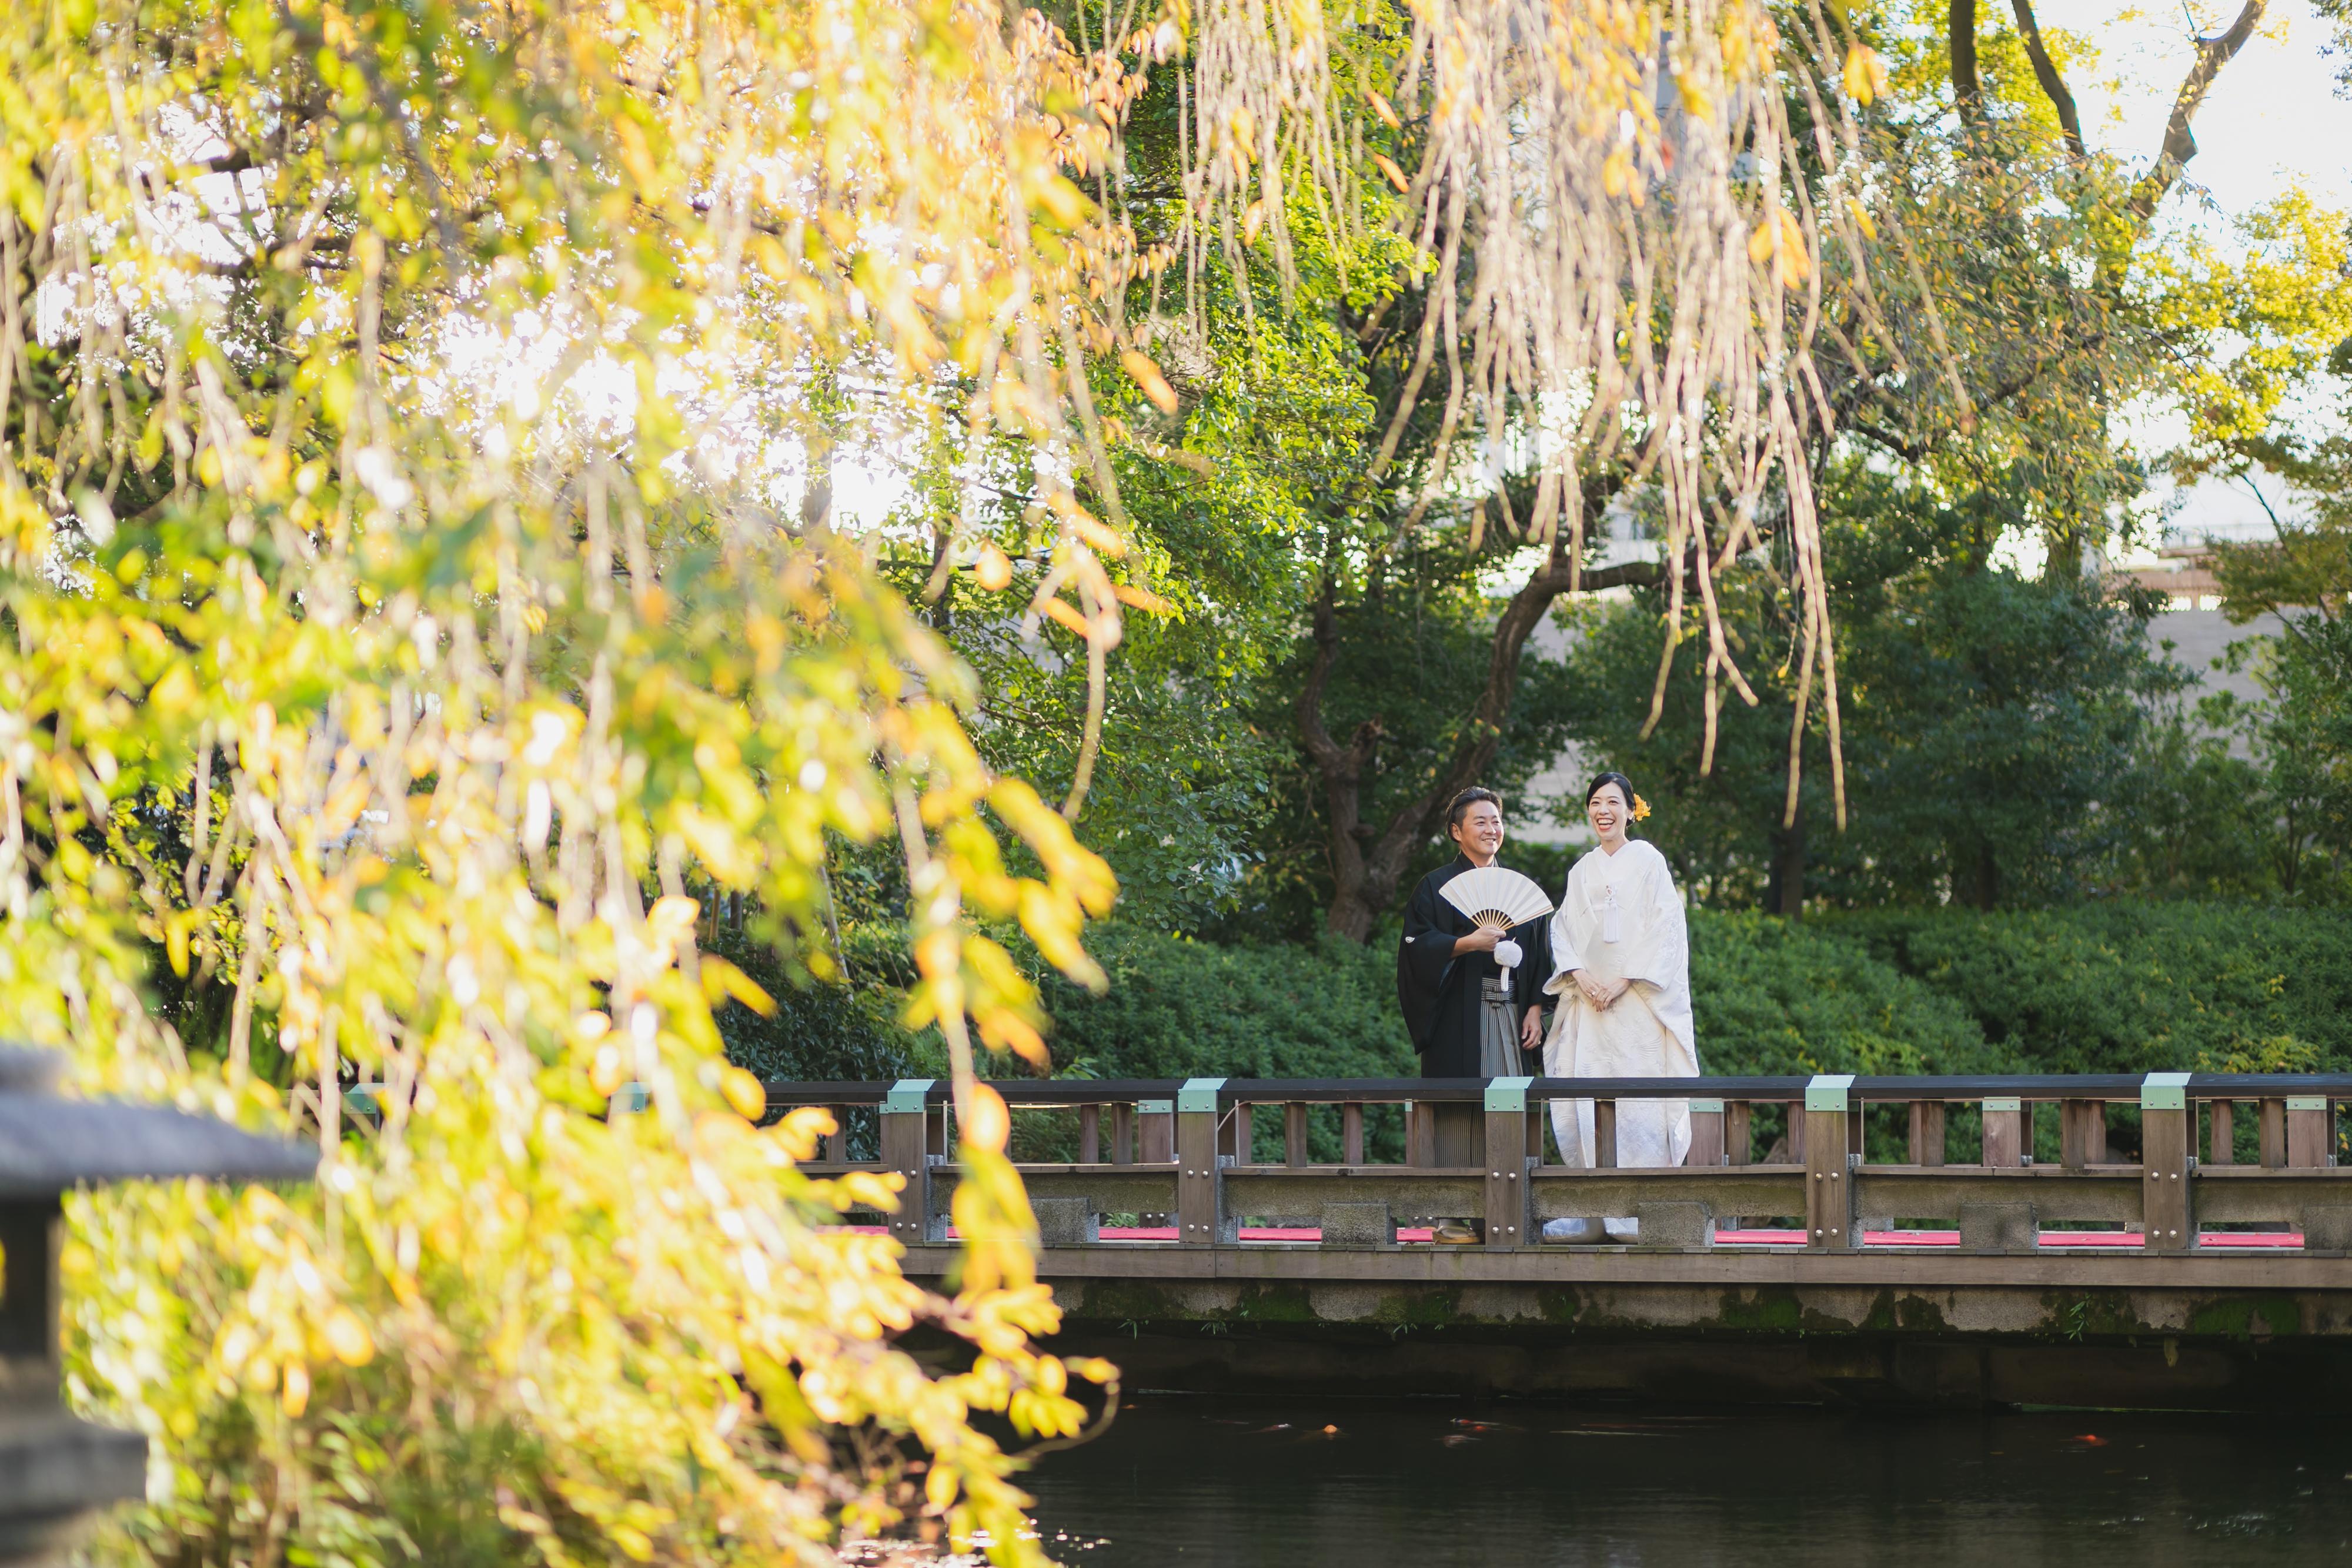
[1832,903,2352,1074]
[1030,928,1415,1079]
[1027,927,1416,1163]
[1686,912,1999,1078]
[723,913,1997,1087]
[720,902,2352,1165]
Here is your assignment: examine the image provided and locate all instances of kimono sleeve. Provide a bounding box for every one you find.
[1395,874,1457,1051]
[1622,846,1689,996]
[1543,859,1588,997]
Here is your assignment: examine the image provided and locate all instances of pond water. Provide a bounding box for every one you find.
[1023,1396,2352,1566]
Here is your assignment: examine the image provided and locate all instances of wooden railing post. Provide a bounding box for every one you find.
[1176,1078,1228,1246]
[2260,1098,2287,1168]
[2061,1099,2107,1168]
[2207,1099,2234,1165]
[1485,1077,1534,1249]
[1225,1102,1254,1165]
[2141,1073,2193,1253]
[1593,1099,1619,1169]
[1078,1103,1101,1164]
[880,1078,941,1245]
[1805,1074,1856,1252]
[1908,1101,1946,1167]
[1342,1102,1365,1165]
[1688,1099,1726,1167]
[823,1106,848,1165]
[1111,1101,1136,1166]
[1285,1103,1310,1168]
[1981,1096,2023,1167]
[2288,1095,2332,1168]
[1726,1101,1752,1165]
[1139,1098,1175,1164]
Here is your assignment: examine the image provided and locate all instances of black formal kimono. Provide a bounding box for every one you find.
[1396,854,1547,1078]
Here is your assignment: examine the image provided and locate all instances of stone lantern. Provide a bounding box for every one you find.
[0,1047,317,1565]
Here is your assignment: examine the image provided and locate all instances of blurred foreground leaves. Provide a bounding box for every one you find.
[0,0,1141,1559]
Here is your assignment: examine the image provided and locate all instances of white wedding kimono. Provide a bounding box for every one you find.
[1541,838,1699,1174]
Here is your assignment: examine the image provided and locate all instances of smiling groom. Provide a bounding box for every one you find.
[1395,787,1549,1243]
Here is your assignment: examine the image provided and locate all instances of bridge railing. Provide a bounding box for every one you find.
[759,1074,2352,1254]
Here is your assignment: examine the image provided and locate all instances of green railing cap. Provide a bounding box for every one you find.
[2141,1072,2191,1111]
[1178,1077,1227,1114]
[2288,1094,2331,1112]
[1484,1075,1534,1112]
[1982,1096,2022,1113]
[1805,1074,1855,1112]
[883,1078,936,1114]
[1137,1099,1174,1115]
[1688,1098,1725,1115]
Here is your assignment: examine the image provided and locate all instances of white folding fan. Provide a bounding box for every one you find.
[1441,868,1553,969]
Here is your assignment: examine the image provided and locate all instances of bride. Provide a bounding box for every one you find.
[1541,772,1699,1232]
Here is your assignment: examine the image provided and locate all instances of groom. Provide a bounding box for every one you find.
[1396,787,1548,1242]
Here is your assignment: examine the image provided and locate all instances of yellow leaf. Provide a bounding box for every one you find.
[1366,88,1402,129]
[592,1044,625,1095]
[281,1360,310,1417]
[974,540,1015,590]
[1372,152,1410,192]
[646,894,699,953]
[1602,146,1634,199]
[1112,583,1172,615]
[700,954,774,1015]
[322,1306,373,1367]
[165,908,201,977]
[1120,350,1180,415]
[1843,44,1887,105]
[962,1082,1011,1152]
[1071,515,1128,557]
[1776,209,1811,284]
[721,1065,767,1121]
[1040,597,1093,638]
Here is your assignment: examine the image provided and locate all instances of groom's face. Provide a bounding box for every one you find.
[1450,800,1504,861]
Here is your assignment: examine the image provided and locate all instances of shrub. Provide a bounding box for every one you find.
[1834,904,2352,1073]
[1688,912,2000,1078]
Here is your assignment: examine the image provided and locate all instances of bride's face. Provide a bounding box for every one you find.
[1586,784,1628,842]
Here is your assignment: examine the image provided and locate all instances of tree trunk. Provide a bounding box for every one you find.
[1299,529,1665,942]
[1769,800,1806,918]
[1949,0,1983,123]
[2045,519,2087,584]
[1955,839,2001,910]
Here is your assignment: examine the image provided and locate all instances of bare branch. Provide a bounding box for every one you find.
[2128,0,2267,220]
[2009,0,2088,157]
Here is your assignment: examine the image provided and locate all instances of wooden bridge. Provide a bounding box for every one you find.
[767,1073,2352,1412]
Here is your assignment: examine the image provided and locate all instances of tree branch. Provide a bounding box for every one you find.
[2009,0,2087,157]
[1354,497,1656,914]
[2128,0,2267,221]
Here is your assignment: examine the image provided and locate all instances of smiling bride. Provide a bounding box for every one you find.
[1540,771,1700,1239]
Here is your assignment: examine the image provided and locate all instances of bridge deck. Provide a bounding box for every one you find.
[769,1073,2352,1409]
